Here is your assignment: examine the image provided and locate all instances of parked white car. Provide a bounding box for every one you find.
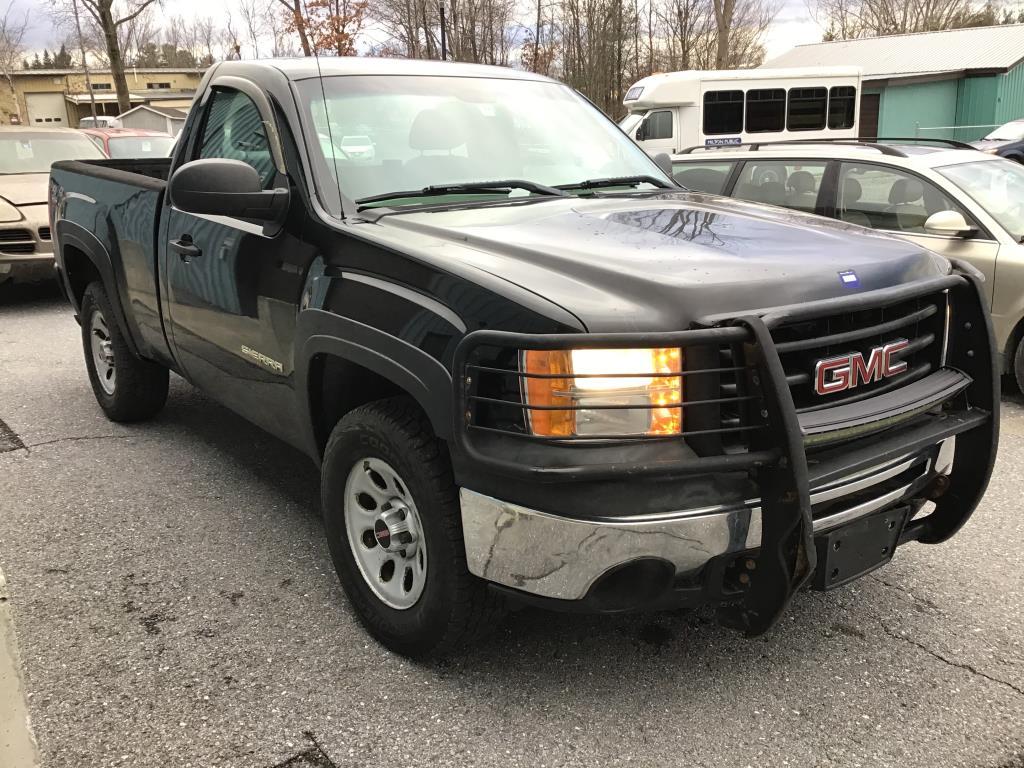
[669,139,1024,387]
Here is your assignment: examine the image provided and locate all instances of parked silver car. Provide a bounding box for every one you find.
[669,139,1024,388]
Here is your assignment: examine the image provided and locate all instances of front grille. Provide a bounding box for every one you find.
[771,291,947,412]
[0,228,36,254]
[38,226,51,241]
[0,228,33,242]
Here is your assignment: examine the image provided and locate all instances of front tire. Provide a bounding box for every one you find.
[80,281,168,422]
[321,397,502,658]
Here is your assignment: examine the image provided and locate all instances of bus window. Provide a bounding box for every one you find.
[703,91,743,135]
[745,89,785,133]
[787,87,827,131]
[828,86,857,129]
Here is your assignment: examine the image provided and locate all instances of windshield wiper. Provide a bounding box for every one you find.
[555,174,675,191]
[356,180,568,206]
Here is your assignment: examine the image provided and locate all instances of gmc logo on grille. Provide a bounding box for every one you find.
[814,339,910,396]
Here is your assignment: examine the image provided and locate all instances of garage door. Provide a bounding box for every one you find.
[25,93,69,127]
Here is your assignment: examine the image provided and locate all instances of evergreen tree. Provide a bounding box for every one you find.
[41,49,52,68]
[31,52,41,69]
[53,44,72,68]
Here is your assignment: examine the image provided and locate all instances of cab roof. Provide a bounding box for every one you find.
[229,57,555,83]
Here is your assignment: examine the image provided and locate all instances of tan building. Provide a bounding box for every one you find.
[0,68,205,128]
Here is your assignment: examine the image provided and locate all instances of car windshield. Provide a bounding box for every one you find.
[984,121,1024,141]
[296,75,668,212]
[936,159,1024,240]
[107,136,175,158]
[0,132,105,173]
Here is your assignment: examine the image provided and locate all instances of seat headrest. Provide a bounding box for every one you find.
[842,177,862,204]
[888,178,924,205]
[409,107,466,151]
[761,181,786,205]
[787,171,816,194]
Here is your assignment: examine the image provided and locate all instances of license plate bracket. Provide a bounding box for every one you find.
[812,505,911,590]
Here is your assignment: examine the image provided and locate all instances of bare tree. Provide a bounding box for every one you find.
[238,0,267,58]
[808,0,996,37]
[221,10,243,59]
[0,0,29,123]
[52,0,161,112]
[275,0,313,55]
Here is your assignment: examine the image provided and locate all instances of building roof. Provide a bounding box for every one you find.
[763,24,1024,83]
[14,67,206,76]
[64,91,194,105]
[119,104,188,119]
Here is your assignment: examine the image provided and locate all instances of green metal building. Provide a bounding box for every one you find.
[764,24,1024,141]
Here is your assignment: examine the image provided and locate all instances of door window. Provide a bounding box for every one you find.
[837,162,974,233]
[197,88,275,187]
[671,161,736,194]
[733,160,827,212]
[642,110,673,141]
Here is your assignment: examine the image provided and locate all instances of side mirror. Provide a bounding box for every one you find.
[169,158,287,222]
[635,118,647,142]
[924,210,977,238]
[652,152,675,180]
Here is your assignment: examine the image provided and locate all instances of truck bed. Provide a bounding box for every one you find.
[64,157,173,183]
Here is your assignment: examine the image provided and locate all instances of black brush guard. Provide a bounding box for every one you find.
[451,266,999,637]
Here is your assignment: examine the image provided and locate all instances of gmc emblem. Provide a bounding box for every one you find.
[814,339,910,396]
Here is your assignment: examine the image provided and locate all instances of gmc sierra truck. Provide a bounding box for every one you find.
[49,58,998,658]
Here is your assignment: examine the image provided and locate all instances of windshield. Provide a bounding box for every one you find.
[0,132,105,174]
[936,159,1024,240]
[297,75,668,212]
[107,136,175,158]
[984,121,1024,142]
[619,113,643,136]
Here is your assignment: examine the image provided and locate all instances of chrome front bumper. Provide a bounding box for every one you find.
[460,439,954,601]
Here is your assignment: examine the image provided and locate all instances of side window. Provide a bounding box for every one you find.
[733,160,828,212]
[745,89,785,133]
[671,161,736,194]
[642,110,673,140]
[837,162,975,233]
[828,86,856,130]
[703,91,744,135]
[787,87,827,132]
[197,88,275,188]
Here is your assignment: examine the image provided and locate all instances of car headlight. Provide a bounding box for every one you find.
[521,348,683,437]
[0,197,22,223]
[983,147,1000,154]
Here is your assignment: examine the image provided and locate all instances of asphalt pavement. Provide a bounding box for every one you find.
[1,283,1022,768]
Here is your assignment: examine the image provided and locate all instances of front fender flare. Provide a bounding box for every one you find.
[295,309,454,461]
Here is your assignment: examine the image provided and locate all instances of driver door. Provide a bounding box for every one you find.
[161,82,311,446]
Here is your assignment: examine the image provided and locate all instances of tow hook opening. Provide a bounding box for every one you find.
[587,559,675,611]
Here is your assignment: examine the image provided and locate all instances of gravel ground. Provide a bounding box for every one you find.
[1,284,1022,768]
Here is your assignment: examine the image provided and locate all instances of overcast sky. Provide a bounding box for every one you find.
[11,0,823,64]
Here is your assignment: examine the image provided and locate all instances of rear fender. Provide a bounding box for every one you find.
[56,219,142,359]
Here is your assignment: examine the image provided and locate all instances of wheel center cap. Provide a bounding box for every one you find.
[373,519,392,549]
[374,501,417,553]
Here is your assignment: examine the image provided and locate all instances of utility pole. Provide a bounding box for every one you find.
[71,0,98,123]
[438,3,447,60]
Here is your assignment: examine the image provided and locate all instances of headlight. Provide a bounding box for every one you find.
[521,348,683,437]
[0,197,22,223]
[983,147,1000,154]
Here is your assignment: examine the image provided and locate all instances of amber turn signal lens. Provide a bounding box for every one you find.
[522,350,574,436]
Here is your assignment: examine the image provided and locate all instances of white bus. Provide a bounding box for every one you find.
[620,67,863,154]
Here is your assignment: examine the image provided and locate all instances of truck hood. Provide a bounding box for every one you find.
[0,173,49,206]
[377,192,949,332]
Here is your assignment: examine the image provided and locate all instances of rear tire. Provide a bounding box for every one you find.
[80,281,168,422]
[321,397,503,658]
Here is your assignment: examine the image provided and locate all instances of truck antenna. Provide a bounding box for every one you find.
[299,0,343,215]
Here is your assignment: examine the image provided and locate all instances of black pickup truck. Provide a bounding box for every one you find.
[49,58,998,658]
